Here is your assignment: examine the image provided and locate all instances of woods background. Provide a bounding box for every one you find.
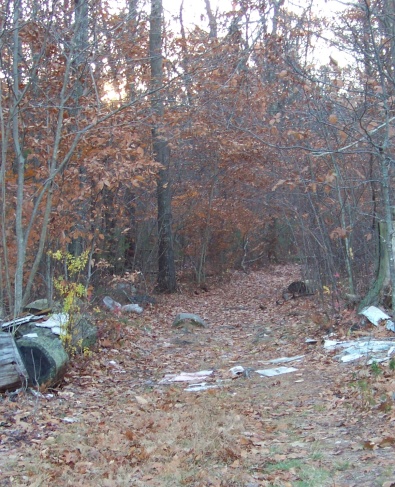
[1,0,395,317]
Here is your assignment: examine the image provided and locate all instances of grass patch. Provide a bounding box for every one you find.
[265,458,303,472]
[293,465,332,487]
[334,460,351,471]
[261,457,332,487]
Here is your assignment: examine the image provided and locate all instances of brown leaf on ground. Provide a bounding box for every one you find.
[1,265,395,486]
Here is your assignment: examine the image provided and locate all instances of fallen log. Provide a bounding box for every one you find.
[1,314,97,391]
[16,327,69,388]
[0,333,29,391]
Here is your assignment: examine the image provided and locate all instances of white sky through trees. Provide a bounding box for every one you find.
[103,0,349,100]
[162,0,349,66]
[163,0,346,24]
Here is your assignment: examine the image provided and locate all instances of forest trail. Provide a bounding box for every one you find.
[1,265,395,487]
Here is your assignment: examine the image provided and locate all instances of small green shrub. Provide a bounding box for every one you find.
[48,249,90,355]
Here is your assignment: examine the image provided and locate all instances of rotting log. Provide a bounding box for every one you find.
[1,315,97,391]
[16,327,69,388]
[0,332,29,391]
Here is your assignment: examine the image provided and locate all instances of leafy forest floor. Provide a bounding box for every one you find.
[1,264,395,487]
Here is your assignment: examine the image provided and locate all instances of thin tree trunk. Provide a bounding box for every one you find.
[68,0,90,258]
[12,0,26,316]
[362,0,395,308]
[179,1,194,106]
[0,40,12,315]
[204,0,217,39]
[150,0,176,292]
[379,154,395,308]
[358,220,391,311]
[329,154,355,295]
[197,160,218,283]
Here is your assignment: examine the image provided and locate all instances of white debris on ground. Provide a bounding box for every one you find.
[320,305,395,363]
[159,370,214,384]
[158,370,218,392]
[261,355,305,365]
[103,296,143,314]
[359,305,395,332]
[184,383,219,392]
[229,366,246,377]
[158,315,395,393]
[34,312,69,335]
[255,366,299,377]
[324,338,395,363]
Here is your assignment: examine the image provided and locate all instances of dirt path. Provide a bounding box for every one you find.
[1,265,395,486]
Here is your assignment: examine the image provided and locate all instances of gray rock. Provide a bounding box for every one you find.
[172,313,208,329]
[71,316,98,350]
[24,299,49,311]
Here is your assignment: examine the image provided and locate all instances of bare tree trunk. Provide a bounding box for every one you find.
[271,0,285,36]
[150,0,176,292]
[358,220,392,311]
[68,0,90,258]
[329,155,355,295]
[179,1,194,106]
[204,0,217,39]
[121,0,139,272]
[12,0,26,316]
[378,153,395,308]
[129,0,138,20]
[197,159,218,283]
[361,0,395,308]
[0,14,12,315]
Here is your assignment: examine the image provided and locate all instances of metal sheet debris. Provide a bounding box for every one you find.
[264,355,305,365]
[255,366,298,377]
[1,312,69,335]
[159,370,214,384]
[324,338,395,363]
[184,382,219,392]
[34,313,69,335]
[1,314,41,331]
[359,306,395,332]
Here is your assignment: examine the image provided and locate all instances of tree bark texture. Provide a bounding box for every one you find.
[149,0,177,292]
[0,333,28,391]
[204,0,217,39]
[358,221,392,311]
